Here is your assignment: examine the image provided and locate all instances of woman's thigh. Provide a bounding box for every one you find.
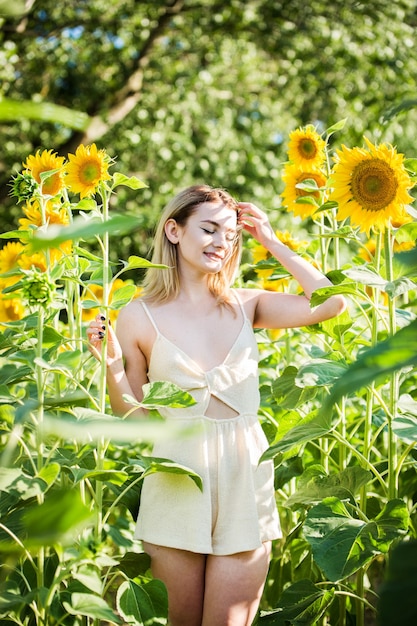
[143,542,206,626]
[202,542,272,626]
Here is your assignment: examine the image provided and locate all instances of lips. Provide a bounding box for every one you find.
[204,252,224,261]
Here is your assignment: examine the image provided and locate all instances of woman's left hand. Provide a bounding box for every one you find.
[237,202,276,247]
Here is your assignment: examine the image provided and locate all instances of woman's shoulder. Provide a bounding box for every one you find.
[231,287,263,322]
[116,297,154,334]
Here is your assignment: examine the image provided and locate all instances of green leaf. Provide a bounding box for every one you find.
[72,564,103,595]
[112,172,148,190]
[310,283,363,307]
[22,489,92,546]
[63,592,122,623]
[392,246,417,279]
[296,359,348,387]
[374,499,409,547]
[343,266,387,288]
[385,277,417,298]
[325,118,347,136]
[140,381,197,409]
[261,412,334,461]
[303,497,379,581]
[40,411,200,445]
[303,497,408,582]
[271,366,302,408]
[122,255,170,271]
[117,552,151,578]
[0,98,89,130]
[140,457,203,491]
[29,213,139,251]
[259,579,334,625]
[109,284,138,309]
[71,468,129,486]
[286,466,372,509]
[393,415,417,444]
[324,319,417,407]
[394,221,417,244]
[382,98,417,122]
[116,579,168,625]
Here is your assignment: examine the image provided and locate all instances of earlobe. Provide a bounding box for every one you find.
[164,219,179,244]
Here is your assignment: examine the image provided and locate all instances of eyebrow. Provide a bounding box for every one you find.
[200,220,236,232]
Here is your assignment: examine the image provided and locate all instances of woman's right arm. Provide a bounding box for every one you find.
[87,308,149,418]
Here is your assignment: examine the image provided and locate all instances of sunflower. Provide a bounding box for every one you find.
[66,144,111,198]
[287,125,326,170]
[330,137,414,234]
[23,149,66,197]
[19,198,70,229]
[0,295,26,325]
[281,164,328,219]
[18,252,48,273]
[0,242,25,275]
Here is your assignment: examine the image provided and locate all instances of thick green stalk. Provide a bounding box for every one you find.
[94,183,111,543]
[384,226,399,500]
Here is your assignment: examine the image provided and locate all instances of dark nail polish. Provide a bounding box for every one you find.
[100,315,106,321]
[101,325,106,330]
[98,331,104,338]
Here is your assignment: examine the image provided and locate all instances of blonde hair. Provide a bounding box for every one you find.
[141,184,242,305]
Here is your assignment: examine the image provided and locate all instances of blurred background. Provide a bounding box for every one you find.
[1,0,417,259]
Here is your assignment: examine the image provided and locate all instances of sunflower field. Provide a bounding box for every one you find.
[0,122,417,626]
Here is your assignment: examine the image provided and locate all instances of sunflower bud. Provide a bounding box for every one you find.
[21,269,56,308]
[9,172,39,203]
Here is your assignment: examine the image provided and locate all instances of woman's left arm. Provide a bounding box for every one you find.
[238,202,347,328]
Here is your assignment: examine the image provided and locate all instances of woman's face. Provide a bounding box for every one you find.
[168,201,238,275]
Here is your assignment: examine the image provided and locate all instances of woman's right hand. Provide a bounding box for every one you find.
[86,314,123,366]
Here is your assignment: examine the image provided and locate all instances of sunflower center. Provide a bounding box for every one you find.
[298,139,317,160]
[351,158,398,212]
[80,160,101,184]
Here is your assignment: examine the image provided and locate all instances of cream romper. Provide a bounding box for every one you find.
[134,292,282,555]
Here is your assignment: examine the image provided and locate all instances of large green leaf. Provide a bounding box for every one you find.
[29,213,139,251]
[116,579,168,625]
[271,366,317,409]
[303,497,409,582]
[259,579,334,625]
[138,456,203,491]
[40,410,200,445]
[324,319,417,407]
[296,359,348,387]
[108,284,138,309]
[285,466,372,509]
[63,592,121,623]
[0,98,89,130]
[22,489,92,547]
[140,381,197,409]
[261,412,334,461]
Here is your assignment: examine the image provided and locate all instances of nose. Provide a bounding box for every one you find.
[214,231,228,248]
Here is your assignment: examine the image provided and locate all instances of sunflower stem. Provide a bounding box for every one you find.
[384,225,399,500]
[94,182,112,544]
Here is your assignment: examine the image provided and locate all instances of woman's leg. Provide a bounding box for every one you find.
[143,542,207,626]
[202,542,271,626]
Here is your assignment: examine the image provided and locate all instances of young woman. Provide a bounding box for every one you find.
[87,185,346,626]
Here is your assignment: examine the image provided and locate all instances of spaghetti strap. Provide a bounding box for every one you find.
[140,301,160,334]
[232,289,250,324]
